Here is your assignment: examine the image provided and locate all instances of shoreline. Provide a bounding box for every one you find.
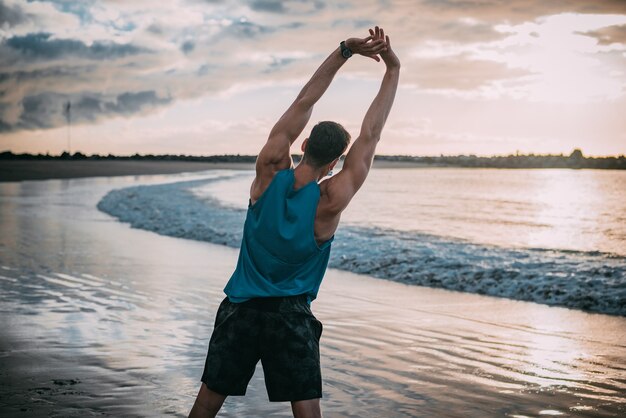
[0,160,255,182]
[0,159,450,182]
[4,159,621,183]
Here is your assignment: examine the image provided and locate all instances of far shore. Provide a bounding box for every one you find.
[3,156,618,182]
[0,159,445,182]
[0,160,255,182]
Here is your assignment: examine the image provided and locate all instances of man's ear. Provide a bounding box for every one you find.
[301,138,308,153]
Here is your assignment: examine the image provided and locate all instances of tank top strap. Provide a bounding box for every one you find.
[249,168,292,210]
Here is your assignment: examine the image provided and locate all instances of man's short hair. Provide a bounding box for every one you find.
[303,121,351,167]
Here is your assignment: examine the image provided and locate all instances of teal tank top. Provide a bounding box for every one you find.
[224,168,334,305]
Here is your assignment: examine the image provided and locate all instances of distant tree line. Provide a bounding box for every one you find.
[374,149,626,169]
[0,151,258,163]
[1,149,624,169]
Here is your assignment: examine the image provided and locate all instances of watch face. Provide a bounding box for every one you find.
[342,49,352,58]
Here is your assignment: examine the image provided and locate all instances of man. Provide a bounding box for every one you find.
[189,26,400,418]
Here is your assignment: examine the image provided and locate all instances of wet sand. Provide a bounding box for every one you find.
[0,158,441,183]
[0,173,625,417]
[0,160,255,181]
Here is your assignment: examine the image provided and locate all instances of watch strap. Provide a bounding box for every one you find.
[340,40,353,58]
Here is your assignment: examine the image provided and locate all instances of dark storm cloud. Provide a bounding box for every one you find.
[0,90,171,132]
[4,33,149,60]
[0,1,27,26]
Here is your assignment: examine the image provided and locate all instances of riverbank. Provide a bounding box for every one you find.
[0,160,255,181]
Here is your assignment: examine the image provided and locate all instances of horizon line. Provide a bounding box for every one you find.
[2,149,625,159]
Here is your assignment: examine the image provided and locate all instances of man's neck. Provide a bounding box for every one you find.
[294,162,327,187]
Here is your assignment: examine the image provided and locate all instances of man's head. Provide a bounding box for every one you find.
[301,121,351,168]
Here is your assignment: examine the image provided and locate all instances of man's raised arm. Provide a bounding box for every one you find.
[328,27,400,212]
[252,35,387,191]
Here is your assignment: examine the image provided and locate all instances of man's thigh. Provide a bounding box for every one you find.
[201,297,261,396]
[260,308,323,402]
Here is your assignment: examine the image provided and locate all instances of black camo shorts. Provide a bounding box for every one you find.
[201,294,324,402]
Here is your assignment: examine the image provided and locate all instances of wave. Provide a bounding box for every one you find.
[97,174,626,316]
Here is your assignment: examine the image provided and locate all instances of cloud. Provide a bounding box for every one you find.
[580,24,626,45]
[105,90,170,114]
[248,0,324,14]
[409,13,626,102]
[331,19,376,29]
[405,54,532,91]
[430,18,507,42]
[1,0,626,137]
[249,0,285,13]
[417,0,626,23]
[0,90,170,132]
[0,1,27,27]
[224,19,273,38]
[181,40,195,54]
[0,26,168,131]
[4,32,148,60]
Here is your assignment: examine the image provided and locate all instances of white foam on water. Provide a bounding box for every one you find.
[97,173,626,316]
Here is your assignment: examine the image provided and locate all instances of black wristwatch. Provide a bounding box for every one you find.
[340,40,353,59]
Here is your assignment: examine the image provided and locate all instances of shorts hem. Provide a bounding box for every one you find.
[268,393,323,402]
[201,379,246,397]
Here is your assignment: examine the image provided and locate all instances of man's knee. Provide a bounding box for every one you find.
[291,398,322,418]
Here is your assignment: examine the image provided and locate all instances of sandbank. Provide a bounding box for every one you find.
[0,159,255,182]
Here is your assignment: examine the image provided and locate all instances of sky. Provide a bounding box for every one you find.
[1,0,625,157]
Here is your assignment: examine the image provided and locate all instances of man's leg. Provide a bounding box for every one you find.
[291,399,322,418]
[195,297,261,416]
[188,383,227,418]
[260,297,324,416]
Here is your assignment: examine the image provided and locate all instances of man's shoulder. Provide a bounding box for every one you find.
[317,176,347,215]
[251,161,294,203]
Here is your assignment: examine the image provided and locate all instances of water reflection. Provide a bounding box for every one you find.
[194,168,626,255]
[520,314,587,387]
[527,169,603,251]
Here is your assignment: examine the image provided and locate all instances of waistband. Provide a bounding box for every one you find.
[234,294,309,312]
